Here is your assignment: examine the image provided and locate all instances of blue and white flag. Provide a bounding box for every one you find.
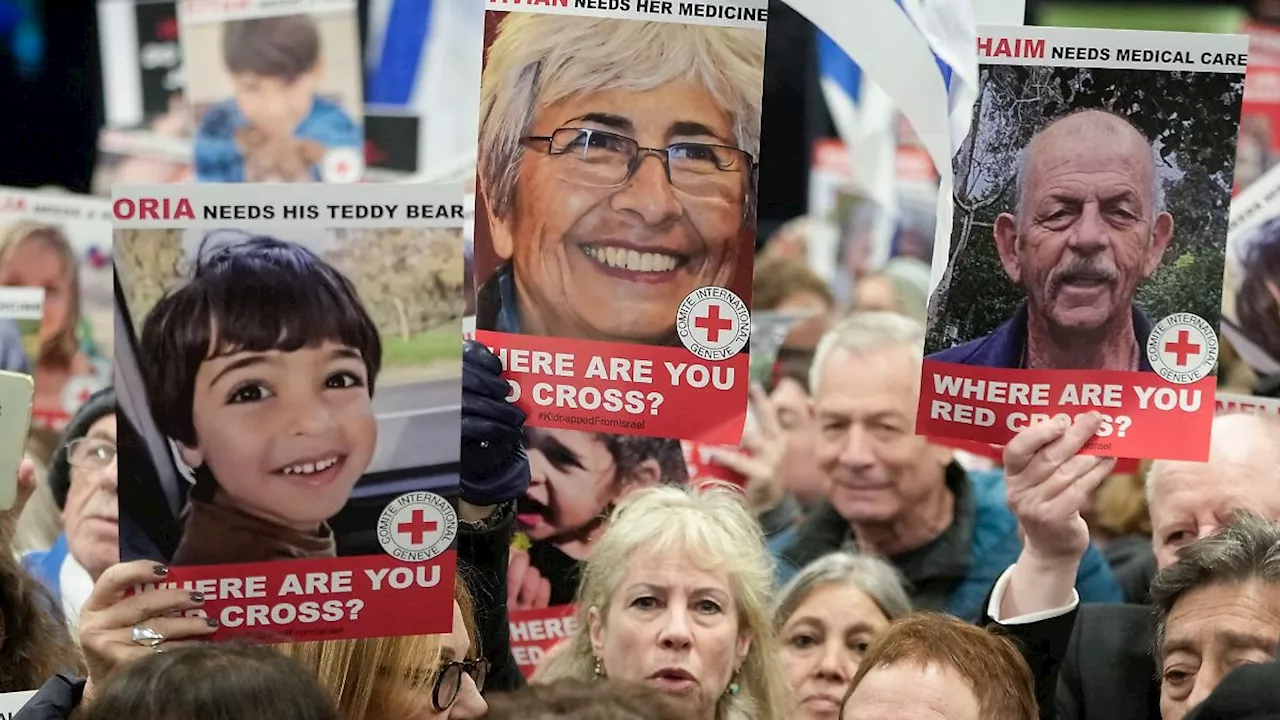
[365,0,484,179]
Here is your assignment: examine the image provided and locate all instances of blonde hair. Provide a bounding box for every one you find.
[478,13,765,220]
[535,483,789,720]
[275,580,476,720]
[0,222,81,366]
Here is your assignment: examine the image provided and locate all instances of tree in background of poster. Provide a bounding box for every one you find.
[0,190,112,437]
[1222,162,1280,378]
[180,0,364,183]
[471,0,767,445]
[112,184,464,642]
[920,26,1246,462]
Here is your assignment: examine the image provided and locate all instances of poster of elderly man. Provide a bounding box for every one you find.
[471,0,767,445]
[919,26,1246,462]
[1222,162,1280,379]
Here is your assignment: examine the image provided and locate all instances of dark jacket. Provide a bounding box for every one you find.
[778,464,1122,621]
[986,602,1159,720]
[1101,534,1158,605]
[1184,661,1280,720]
[929,302,1156,372]
[476,263,521,334]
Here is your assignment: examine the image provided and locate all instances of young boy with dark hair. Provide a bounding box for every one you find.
[137,236,381,565]
[193,14,361,182]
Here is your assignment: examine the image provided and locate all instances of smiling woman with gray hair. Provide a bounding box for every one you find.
[474,12,765,345]
[773,553,911,720]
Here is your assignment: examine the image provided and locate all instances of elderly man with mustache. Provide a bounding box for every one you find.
[931,109,1173,371]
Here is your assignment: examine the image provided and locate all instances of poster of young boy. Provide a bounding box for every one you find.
[179,0,364,183]
[471,0,768,445]
[112,183,466,642]
[0,189,114,434]
[919,26,1246,462]
[1222,162,1280,379]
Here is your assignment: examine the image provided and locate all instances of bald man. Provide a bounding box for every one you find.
[981,412,1280,719]
[932,110,1173,371]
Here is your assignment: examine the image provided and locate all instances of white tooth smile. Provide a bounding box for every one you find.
[583,245,680,273]
[281,457,339,476]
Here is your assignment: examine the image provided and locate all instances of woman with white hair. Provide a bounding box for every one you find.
[535,483,789,720]
[773,553,912,720]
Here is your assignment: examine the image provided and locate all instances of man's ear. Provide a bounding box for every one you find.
[993,212,1022,284]
[488,208,515,260]
[1143,211,1175,278]
[619,458,663,494]
[177,442,203,470]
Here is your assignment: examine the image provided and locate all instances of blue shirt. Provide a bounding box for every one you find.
[193,96,361,182]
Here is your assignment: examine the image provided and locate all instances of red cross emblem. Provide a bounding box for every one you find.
[695,304,734,343]
[396,509,438,545]
[1163,329,1201,367]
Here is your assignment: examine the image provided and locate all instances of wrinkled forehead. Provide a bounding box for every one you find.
[1025,114,1155,193]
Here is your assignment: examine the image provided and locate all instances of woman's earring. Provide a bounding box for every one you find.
[725,668,741,696]
[593,656,606,679]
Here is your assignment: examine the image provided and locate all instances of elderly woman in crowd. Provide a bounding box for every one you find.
[536,483,790,720]
[772,553,911,720]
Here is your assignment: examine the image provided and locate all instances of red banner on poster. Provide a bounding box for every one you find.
[132,551,457,643]
[478,330,749,444]
[917,360,1214,462]
[509,604,578,678]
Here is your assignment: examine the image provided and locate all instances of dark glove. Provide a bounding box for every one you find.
[460,340,529,507]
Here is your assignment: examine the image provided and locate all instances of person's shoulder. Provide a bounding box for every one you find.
[309,97,358,129]
[927,335,993,365]
[195,100,240,137]
[1076,602,1152,639]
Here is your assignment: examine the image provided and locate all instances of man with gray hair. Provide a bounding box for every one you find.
[985,411,1280,719]
[1150,512,1280,719]
[776,312,1120,621]
[930,109,1173,371]
[473,13,764,345]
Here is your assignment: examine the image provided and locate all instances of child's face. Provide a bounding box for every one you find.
[231,69,321,139]
[180,340,377,530]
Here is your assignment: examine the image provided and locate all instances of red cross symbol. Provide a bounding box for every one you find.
[1163,329,1202,367]
[396,510,438,545]
[75,386,92,405]
[694,304,734,343]
[335,160,349,176]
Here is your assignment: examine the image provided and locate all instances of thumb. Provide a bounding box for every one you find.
[0,459,37,549]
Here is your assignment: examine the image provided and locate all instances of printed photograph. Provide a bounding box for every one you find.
[0,210,113,434]
[113,228,463,567]
[926,64,1244,373]
[182,10,364,182]
[472,11,764,347]
[1223,212,1280,375]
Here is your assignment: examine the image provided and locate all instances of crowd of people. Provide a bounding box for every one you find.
[0,300,1274,719]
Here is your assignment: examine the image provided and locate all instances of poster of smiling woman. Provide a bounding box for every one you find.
[113,183,466,642]
[471,0,768,445]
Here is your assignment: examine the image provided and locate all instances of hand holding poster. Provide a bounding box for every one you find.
[472,0,768,444]
[918,26,1247,461]
[113,183,465,642]
[179,0,365,183]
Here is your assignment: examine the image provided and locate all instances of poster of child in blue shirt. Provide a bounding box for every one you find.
[180,0,364,183]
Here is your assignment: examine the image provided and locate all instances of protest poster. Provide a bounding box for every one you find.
[1216,391,1280,418]
[918,26,1247,462]
[92,128,194,197]
[179,0,365,183]
[1222,162,1280,378]
[508,603,578,678]
[0,691,37,718]
[471,0,767,444]
[98,0,184,131]
[0,190,114,434]
[113,183,466,642]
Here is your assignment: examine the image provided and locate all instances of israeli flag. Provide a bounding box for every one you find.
[365,0,483,179]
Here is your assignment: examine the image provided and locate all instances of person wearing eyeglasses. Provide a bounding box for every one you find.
[475,13,765,346]
[276,578,489,719]
[22,386,117,633]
